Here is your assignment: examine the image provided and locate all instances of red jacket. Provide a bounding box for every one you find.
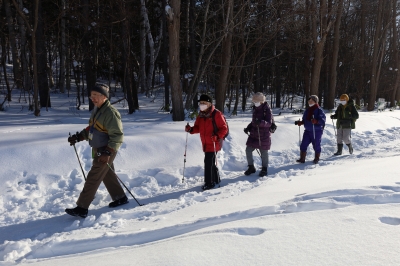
[190,106,228,152]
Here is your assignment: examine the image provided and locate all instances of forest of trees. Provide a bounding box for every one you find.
[0,0,399,120]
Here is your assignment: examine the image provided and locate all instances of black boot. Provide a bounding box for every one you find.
[109,195,129,208]
[202,182,216,190]
[244,165,256,175]
[65,206,88,218]
[313,153,320,164]
[296,151,307,163]
[334,144,343,155]
[259,167,268,177]
[346,143,353,154]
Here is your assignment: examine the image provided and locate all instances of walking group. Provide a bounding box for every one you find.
[64,83,358,218]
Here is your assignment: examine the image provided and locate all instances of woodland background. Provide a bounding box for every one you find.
[0,0,399,120]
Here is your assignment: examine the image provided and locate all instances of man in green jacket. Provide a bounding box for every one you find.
[66,83,128,218]
[331,94,359,155]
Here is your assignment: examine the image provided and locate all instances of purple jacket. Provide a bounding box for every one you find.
[245,102,273,150]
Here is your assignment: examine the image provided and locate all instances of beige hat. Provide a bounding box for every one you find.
[308,95,319,103]
[252,92,265,103]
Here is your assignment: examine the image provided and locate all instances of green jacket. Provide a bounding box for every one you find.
[331,99,359,129]
[80,100,123,151]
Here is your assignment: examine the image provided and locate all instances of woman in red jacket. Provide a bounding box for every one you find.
[185,94,228,190]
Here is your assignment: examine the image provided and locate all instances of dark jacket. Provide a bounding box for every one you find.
[332,99,359,129]
[301,104,326,131]
[245,102,272,150]
[190,106,228,152]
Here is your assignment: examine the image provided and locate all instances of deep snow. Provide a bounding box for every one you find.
[0,91,400,265]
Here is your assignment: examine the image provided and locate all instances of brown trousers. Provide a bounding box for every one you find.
[76,150,126,209]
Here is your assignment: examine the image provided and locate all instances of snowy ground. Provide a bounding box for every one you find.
[0,91,400,265]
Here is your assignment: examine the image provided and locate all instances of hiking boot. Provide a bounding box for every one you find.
[334,144,343,155]
[313,153,320,164]
[201,183,215,191]
[65,206,88,218]
[296,151,307,163]
[259,167,268,177]
[346,143,353,154]
[244,165,256,175]
[109,196,129,208]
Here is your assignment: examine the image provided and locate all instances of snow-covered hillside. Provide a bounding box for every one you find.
[0,93,400,265]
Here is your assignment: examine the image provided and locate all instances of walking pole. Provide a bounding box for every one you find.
[246,132,262,158]
[69,132,87,181]
[107,163,144,206]
[182,123,189,183]
[332,118,337,137]
[298,119,301,147]
[213,140,221,187]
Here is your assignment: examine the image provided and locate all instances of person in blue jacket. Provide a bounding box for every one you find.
[294,95,326,164]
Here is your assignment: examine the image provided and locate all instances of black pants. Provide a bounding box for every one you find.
[204,152,219,185]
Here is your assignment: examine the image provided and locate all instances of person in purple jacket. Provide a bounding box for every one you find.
[295,95,326,164]
[243,92,273,177]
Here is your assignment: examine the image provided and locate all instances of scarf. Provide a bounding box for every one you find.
[198,107,212,118]
[306,103,319,121]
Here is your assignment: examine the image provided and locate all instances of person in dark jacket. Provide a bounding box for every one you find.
[295,95,326,164]
[243,92,273,177]
[330,94,359,155]
[66,83,127,218]
[185,94,228,190]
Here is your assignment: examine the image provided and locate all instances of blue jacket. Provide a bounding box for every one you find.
[302,105,326,131]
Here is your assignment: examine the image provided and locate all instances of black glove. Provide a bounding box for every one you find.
[244,128,249,134]
[97,147,114,164]
[294,121,303,126]
[330,115,335,119]
[185,124,192,132]
[68,132,81,146]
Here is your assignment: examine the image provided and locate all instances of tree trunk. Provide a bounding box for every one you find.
[16,0,31,94]
[4,0,22,89]
[36,0,51,109]
[215,0,234,112]
[327,0,344,109]
[162,0,170,111]
[59,0,66,93]
[83,0,96,111]
[389,0,400,106]
[167,0,185,121]
[139,0,147,94]
[310,0,334,96]
[367,0,389,111]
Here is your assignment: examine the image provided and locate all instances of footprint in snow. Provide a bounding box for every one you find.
[379,217,400,226]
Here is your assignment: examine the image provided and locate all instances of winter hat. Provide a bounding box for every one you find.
[252,92,265,103]
[340,94,349,102]
[198,94,213,103]
[309,95,319,103]
[91,83,109,98]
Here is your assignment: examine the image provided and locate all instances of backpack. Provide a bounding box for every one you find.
[211,109,229,139]
[261,103,277,133]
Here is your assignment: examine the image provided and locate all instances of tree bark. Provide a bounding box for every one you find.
[4,0,22,88]
[215,0,234,112]
[36,0,51,109]
[327,0,344,109]
[367,0,389,111]
[167,0,184,121]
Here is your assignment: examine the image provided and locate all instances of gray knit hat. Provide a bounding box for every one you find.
[91,83,109,98]
[252,92,265,103]
[308,95,319,103]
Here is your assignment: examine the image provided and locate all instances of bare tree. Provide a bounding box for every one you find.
[326,0,344,109]
[215,0,234,112]
[367,0,390,111]
[11,0,40,116]
[166,0,184,121]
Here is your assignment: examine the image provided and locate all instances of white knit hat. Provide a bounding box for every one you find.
[252,92,265,103]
